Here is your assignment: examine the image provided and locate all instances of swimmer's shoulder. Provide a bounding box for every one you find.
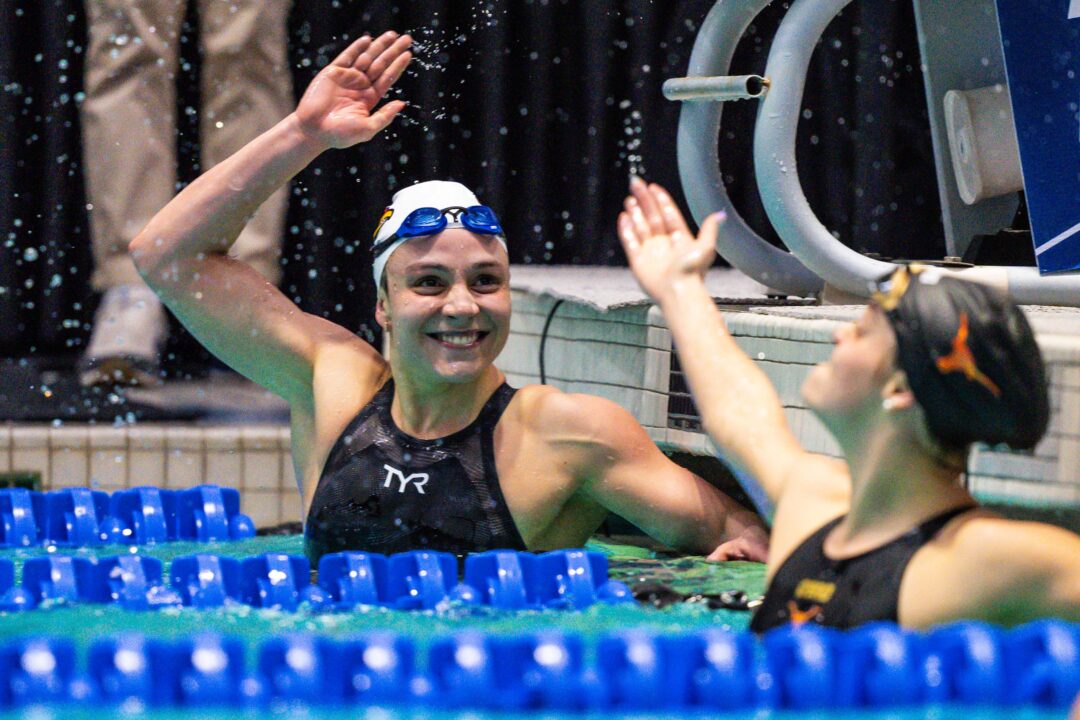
[508,384,645,444]
[901,510,1080,626]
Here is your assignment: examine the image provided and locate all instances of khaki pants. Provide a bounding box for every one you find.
[81,0,292,290]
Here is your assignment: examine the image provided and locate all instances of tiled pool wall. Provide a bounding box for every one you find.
[2,290,1078,530]
[0,424,297,528]
[500,292,1080,513]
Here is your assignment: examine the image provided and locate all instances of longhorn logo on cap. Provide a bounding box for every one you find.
[935,313,1002,397]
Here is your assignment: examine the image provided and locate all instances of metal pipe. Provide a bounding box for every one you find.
[676,0,824,298]
[663,74,769,102]
[753,0,1080,305]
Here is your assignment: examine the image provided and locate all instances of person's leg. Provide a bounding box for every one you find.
[198,0,292,284]
[80,0,185,384]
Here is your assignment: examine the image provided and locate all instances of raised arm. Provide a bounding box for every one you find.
[129,32,412,404]
[617,178,808,503]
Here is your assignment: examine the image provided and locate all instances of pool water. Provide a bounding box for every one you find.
[0,536,1064,720]
[0,536,762,646]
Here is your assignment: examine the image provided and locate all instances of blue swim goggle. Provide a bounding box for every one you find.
[372,205,504,257]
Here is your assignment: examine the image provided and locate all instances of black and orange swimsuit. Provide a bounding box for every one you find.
[304,379,527,562]
[750,505,974,632]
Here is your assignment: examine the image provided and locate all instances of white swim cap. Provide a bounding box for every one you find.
[370,180,507,286]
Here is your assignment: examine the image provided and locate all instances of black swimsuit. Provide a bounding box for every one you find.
[750,505,974,632]
[304,379,527,562]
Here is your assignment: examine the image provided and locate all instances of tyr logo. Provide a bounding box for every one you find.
[383,464,429,494]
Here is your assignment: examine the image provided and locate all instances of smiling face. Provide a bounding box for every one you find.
[376,228,511,385]
[801,304,900,428]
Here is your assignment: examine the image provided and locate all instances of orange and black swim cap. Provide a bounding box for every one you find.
[871,265,1049,450]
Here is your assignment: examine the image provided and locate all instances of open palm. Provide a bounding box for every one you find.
[618,178,723,302]
[296,31,413,149]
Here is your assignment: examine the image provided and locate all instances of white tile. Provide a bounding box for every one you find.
[89,449,127,491]
[242,427,282,491]
[243,490,280,528]
[241,426,280,451]
[11,426,50,486]
[127,426,165,488]
[89,426,127,449]
[0,424,10,473]
[203,427,242,488]
[48,427,90,489]
[1057,435,1080,485]
[89,427,128,490]
[1057,387,1080,436]
[49,448,88,488]
[49,426,89,450]
[279,451,296,491]
[968,449,1057,482]
[280,493,303,525]
[205,448,242,488]
[165,427,203,489]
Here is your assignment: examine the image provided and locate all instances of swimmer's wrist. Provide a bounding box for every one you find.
[282,113,334,157]
[655,274,710,308]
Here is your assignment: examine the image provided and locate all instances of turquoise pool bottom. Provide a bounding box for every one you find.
[0,537,1065,720]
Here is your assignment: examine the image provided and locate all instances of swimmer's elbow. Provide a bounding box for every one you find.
[128,231,166,280]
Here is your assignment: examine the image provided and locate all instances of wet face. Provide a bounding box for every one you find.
[801,304,899,423]
[376,228,511,384]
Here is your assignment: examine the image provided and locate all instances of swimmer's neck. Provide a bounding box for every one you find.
[388,365,506,440]
[827,424,972,557]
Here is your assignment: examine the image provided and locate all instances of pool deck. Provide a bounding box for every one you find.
[2,265,1078,528]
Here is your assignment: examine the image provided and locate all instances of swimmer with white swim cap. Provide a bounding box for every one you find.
[619,178,1080,629]
[129,32,768,561]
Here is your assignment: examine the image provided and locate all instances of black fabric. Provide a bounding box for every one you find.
[1,1,942,363]
[304,378,526,561]
[878,266,1049,450]
[0,356,200,422]
[750,505,974,633]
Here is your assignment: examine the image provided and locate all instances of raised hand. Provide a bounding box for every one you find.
[295,31,413,149]
[617,177,724,303]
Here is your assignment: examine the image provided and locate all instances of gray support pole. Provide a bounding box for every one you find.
[753,0,894,295]
[663,75,768,102]
[753,0,1080,305]
[676,0,824,298]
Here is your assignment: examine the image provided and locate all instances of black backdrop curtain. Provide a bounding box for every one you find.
[0,0,942,367]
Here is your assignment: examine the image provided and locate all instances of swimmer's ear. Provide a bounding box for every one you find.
[881,370,916,412]
[375,287,391,330]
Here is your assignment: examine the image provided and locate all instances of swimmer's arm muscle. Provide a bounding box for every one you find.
[558,394,769,559]
[659,278,805,501]
[618,179,805,503]
[129,33,411,403]
[130,117,350,402]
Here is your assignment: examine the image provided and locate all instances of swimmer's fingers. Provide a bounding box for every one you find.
[365,34,412,84]
[629,176,667,237]
[617,211,642,257]
[696,209,726,249]
[354,31,402,75]
[623,195,655,245]
[651,184,694,240]
[333,35,373,69]
[372,47,413,99]
[367,99,408,136]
